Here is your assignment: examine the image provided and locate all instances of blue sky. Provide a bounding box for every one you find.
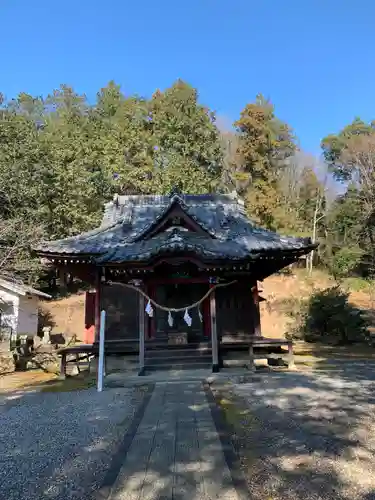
[2,0,375,154]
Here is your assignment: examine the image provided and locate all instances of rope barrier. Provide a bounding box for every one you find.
[106,280,237,312]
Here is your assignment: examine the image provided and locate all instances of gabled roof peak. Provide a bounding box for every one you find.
[168,185,183,198]
[169,192,185,205]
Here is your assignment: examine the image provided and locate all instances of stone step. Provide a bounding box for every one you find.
[145,354,212,365]
[145,347,212,358]
[145,341,211,350]
[145,361,212,372]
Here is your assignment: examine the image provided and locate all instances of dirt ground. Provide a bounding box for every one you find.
[0,370,57,393]
[217,361,375,500]
[40,292,86,340]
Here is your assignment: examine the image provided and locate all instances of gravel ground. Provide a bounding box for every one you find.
[0,385,150,500]
[217,361,375,500]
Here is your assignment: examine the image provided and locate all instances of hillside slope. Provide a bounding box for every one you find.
[40,293,86,341]
[260,270,374,338]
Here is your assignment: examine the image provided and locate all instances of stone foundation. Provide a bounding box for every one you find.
[29,351,60,373]
[0,352,15,375]
[89,355,138,374]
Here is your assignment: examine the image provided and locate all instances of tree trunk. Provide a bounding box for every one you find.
[308,194,321,274]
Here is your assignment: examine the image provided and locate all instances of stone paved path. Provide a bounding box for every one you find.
[108,382,240,500]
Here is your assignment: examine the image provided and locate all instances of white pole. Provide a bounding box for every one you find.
[97,309,106,392]
[139,294,145,374]
[210,289,219,372]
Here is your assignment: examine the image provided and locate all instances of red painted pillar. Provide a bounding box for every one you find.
[94,270,101,342]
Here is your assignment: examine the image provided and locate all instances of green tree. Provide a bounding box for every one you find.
[322,118,375,179]
[234,94,297,228]
[322,122,375,275]
[148,80,223,193]
[0,98,46,281]
[323,185,366,277]
[96,80,124,119]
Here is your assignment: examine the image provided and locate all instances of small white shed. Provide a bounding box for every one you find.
[0,278,51,337]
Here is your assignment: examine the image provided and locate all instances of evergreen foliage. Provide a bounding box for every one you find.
[288,286,370,345]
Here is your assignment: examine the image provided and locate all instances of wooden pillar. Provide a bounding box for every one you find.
[248,342,255,372]
[144,285,149,340]
[59,267,67,295]
[210,287,219,373]
[138,293,145,376]
[252,283,262,337]
[59,352,67,379]
[94,270,101,342]
[287,341,295,369]
[149,284,156,339]
[203,287,211,338]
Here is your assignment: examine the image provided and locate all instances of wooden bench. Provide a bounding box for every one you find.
[57,339,140,379]
[58,344,95,379]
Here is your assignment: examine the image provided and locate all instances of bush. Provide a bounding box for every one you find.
[343,277,372,292]
[328,247,364,280]
[287,286,370,344]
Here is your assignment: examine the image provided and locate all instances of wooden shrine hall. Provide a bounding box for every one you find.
[35,190,316,375]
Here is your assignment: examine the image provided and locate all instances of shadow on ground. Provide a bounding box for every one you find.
[219,359,375,500]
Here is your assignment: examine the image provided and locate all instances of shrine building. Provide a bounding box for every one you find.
[35,190,316,375]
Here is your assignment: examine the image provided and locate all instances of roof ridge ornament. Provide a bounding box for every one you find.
[168,186,185,206]
[169,186,182,198]
[167,227,184,242]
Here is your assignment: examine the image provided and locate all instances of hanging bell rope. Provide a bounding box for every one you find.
[106,279,237,312]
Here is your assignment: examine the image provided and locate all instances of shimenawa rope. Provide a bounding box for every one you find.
[106,280,237,312]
